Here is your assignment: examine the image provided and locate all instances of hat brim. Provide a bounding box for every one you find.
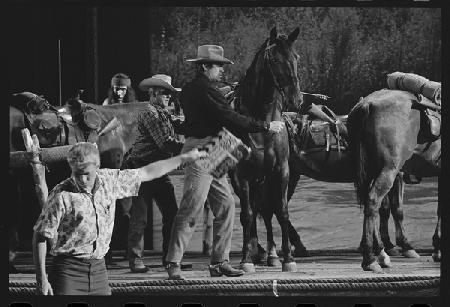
[138,78,178,92]
[186,57,234,64]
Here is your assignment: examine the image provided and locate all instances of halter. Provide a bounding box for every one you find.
[263,40,288,110]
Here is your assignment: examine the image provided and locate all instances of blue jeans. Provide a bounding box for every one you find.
[166,136,235,264]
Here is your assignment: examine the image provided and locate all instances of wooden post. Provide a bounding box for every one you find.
[21,129,48,209]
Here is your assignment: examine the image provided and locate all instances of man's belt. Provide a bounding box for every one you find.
[194,128,251,178]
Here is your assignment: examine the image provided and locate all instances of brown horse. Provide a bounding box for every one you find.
[233,27,303,272]
[347,89,440,273]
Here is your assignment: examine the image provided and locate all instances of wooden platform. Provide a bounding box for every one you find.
[9,249,440,298]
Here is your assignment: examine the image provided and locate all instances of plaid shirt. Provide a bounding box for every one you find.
[33,169,141,259]
[124,103,182,168]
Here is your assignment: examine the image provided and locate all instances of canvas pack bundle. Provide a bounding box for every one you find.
[194,128,251,178]
[387,72,441,106]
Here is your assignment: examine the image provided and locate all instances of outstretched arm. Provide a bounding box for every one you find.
[138,148,207,182]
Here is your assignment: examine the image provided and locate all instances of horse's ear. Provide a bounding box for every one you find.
[288,27,300,43]
[269,27,278,43]
[66,98,83,116]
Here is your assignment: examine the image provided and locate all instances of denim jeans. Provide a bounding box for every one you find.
[166,136,235,264]
[127,175,178,264]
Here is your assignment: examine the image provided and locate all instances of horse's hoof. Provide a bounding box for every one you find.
[293,248,310,257]
[267,256,282,267]
[432,251,441,262]
[378,250,391,268]
[385,247,401,257]
[240,262,256,273]
[402,249,420,259]
[362,261,384,274]
[282,261,297,272]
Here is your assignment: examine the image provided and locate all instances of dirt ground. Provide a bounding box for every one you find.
[152,175,438,254]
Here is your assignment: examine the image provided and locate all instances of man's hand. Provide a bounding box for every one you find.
[268,121,285,133]
[181,149,208,163]
[36,280,53,295]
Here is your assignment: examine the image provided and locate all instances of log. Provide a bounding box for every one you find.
[21,129,48,209]
[10,144,73,169]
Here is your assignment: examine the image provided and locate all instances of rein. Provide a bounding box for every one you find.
[263,41,286,112]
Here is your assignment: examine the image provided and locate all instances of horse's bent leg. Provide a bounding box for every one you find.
[389,174,419,258]
[238,179,256,272]
[202,200,213,256]
[432,200,441,262]
[286,168,309,257]
[379,196,397,255]
[362,169,398,273]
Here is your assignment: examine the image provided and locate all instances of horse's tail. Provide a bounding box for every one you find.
[347,98,371,208]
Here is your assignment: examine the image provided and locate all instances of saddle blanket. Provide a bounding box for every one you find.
[194,128,251,178]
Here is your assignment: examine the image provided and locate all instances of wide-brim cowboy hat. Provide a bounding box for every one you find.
[186,45,234,64]
[138,74,178,92]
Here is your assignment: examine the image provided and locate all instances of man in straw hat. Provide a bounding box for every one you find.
[123,74,191,273]
[164,45,285,280]
[102,73,137,105]
[32,142,206,295]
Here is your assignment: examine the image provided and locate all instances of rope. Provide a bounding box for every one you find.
[10,276,440,296]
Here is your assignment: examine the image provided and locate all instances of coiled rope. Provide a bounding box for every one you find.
[10,275,440,296]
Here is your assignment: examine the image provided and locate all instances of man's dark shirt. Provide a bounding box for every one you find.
[180,74,269,138]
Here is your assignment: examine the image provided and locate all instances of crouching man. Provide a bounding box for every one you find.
[32,142,206,295]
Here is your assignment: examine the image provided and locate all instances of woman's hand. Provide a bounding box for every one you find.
[181,149,208,163]
[36,279,53,295]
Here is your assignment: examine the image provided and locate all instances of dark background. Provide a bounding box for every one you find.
[7,6,441,115]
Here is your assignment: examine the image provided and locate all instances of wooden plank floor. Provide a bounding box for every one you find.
[10,249,440,297]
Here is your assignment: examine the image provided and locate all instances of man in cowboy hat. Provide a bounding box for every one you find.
[164,45,285,280]
[122,74,191,273]
[102,73,137,105]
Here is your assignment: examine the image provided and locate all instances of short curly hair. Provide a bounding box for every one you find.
[67,142,100,167]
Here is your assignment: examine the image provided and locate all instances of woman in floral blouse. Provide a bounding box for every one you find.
[32,142,205,295]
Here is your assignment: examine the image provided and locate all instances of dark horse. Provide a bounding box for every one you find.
[347,89,441,273]
[9,93,149,270]
[233,27,304,272]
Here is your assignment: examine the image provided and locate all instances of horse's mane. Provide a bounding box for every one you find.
[237,38,270,114]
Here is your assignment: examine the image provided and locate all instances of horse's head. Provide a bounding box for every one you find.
[242,27,303,115]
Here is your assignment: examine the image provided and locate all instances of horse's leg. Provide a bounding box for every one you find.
[250,180,267,265]
[362,169,398,273]
[389,173,419,258]
[202,200,213,256]
[432,198,441,262]
[379,194,398,255]
[260,197,281,267]
[239,178,256,272]
[270,164,296,272]
[287,166,309,257]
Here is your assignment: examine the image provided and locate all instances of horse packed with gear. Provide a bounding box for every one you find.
[9,92,151,272]
[9,70,440,276]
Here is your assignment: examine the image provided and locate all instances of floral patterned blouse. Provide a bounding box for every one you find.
[33,168,141,259]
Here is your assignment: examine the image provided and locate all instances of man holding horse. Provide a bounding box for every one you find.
[164,44,285,280]
[33,141,206,295]
[123,74,189,273]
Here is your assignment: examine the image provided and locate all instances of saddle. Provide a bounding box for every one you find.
[11,92,67,147]
[283,106,348,155]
